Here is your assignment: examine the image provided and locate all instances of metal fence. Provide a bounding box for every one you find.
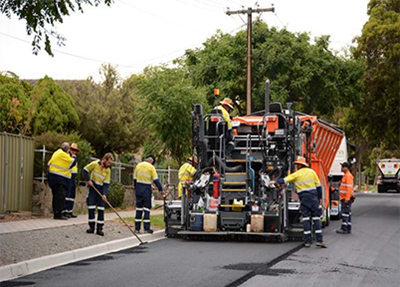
[0,132,35,212]
[34,146,179,195]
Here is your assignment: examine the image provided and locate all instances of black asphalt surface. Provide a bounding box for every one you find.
[3,193,399,287]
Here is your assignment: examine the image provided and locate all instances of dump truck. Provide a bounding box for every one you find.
[164,82,344,241]
[377,158,400,193]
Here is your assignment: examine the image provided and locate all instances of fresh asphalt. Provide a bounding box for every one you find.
[3,193,399,287]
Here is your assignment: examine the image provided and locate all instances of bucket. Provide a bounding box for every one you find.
[204,213,218,232]
[191,213,204,231]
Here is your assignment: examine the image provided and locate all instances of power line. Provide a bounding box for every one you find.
[193,0,227,10]
[117,0,202,34]
[175,0,222,13]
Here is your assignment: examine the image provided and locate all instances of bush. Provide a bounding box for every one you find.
[107,180,125,208]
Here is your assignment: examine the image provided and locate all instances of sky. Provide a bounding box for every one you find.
[0,0,370,82]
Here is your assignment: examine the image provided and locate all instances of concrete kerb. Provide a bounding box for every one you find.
[0,230,165,282]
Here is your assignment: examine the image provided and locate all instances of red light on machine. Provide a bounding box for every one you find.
[331,201,339,206]
[270,225,275,231]
[211,116,219,122]
[381,164,385,168]
[214,89,220,96]
[394,164,398,169]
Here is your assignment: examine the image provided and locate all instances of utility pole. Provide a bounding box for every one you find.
[226,6,275,115]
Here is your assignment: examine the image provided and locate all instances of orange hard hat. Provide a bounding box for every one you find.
[220,98,234,110]
[187,157,198,164]
[294,156,309,167]
[70,143,81,153]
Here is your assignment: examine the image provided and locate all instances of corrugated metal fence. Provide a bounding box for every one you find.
[0,132,35,212]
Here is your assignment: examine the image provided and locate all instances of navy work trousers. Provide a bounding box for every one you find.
[299,192,323,244]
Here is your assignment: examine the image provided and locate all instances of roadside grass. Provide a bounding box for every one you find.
[121,214,165,227]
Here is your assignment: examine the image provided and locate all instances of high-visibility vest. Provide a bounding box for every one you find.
[178,162,196,197]
[84,160,111,186]
[284,168,321,194]
[134,161,158,185]
[216,105,232,130]
[339,171,354,201]
[48,149,75,179]
[71,163,78,176]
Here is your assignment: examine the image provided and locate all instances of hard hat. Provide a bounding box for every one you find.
[70,143,81,153]
[187,157,198,164]
[219,98,234,110]
[294,156,309,167]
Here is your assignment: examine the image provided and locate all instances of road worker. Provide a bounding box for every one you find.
[133,155,163,234]
[63,143,80,218]
[84,153,113,236]
[48,142,77,220]
[270,156,327,248]
[215,98,235,155]
[336,162,354,234]
[178,157,198,198]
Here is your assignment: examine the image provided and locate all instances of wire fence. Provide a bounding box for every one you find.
[34,146,179,195]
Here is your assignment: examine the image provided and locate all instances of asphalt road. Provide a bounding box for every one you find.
[3,193,399,287]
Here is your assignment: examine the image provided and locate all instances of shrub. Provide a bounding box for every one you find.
[107,180,125,208]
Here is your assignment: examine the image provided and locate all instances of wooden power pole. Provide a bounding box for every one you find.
[226,7,275,115]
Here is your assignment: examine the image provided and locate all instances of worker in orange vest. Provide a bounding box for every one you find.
[336,162,355,234]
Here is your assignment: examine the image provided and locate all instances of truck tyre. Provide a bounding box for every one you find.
[378,184,386,193]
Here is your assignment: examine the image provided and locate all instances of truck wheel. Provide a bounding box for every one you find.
[378,184,386,193]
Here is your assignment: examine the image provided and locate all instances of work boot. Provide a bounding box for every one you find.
[304,242,311,248]
[70,214,78,218]
[62,212,70,218]
[316,242,328,248]
[86,227,95,234]
[54,216,68,220]
[96,229,104,236]
[144,229,154,234]
[336,229,348,234]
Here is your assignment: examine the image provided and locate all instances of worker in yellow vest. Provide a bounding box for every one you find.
[84,153,113,236]
[178,157,198,197]
[48,142,77,220]
[63,143,81,218]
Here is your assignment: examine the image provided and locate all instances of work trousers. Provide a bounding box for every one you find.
[63,176,77,216]
[135,188,152,231]
[50,183,67,219]
[341,200,352,232]
[300,192,323,244]
[87,188,105,231]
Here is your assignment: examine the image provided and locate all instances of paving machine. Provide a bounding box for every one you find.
[164,81,344,241]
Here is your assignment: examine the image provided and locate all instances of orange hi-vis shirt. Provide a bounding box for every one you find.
[339,170,354,202]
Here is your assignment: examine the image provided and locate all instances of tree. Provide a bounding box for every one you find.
[59,65,146,156]
[184,21,364,118]
[135,65,209,165]
[0,74,33,135]
[31,76,80,135]
[353,0,400,151]
[0,0,113,56]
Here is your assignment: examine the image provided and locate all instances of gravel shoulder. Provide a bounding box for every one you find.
[0,221,163,266]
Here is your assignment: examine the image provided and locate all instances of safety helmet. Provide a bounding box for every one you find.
[70,143,81,153]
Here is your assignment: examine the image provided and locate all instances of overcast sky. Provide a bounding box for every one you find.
[0,0,370,82]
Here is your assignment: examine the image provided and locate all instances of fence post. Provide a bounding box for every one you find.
[3,132,8,212]
[168,164,171,185]
[18,133,22,210]
[42,145,46,183]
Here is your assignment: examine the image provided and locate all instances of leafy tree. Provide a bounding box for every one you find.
[184,21,364,118]
[59,65,146,156]
[135,65,209,165]
[0,74,33,135]
[0,0,113,55]
[353,0,400,151]
[31,76,80,135]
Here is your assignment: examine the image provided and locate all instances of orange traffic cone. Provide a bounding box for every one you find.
[363,187,367,193]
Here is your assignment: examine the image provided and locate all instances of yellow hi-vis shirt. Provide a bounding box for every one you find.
[284,167,321,194]
[217,105,232,130]
[178,162,196,197]
[48,149,75,179]
[71,164,78,176]
[84,160,111,186]
[134,161,158,185]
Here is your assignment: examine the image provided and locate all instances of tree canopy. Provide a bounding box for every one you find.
[0,0,113,55]
[31,76,80,135]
